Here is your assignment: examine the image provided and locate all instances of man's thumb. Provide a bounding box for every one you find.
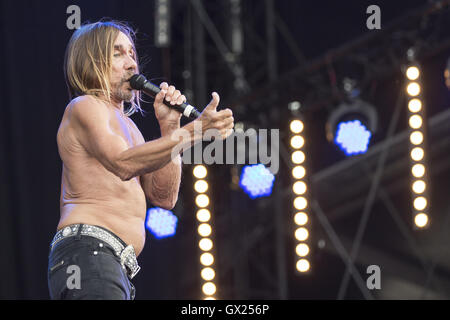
[205,92,220,110]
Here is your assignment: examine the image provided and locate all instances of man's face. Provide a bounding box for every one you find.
[110,31,137,103]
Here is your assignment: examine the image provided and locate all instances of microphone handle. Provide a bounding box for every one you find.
[142,81,200,119]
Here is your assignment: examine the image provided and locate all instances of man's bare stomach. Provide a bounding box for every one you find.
[57,197,147,257]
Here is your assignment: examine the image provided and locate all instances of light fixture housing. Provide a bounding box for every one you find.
[326,99,378,156]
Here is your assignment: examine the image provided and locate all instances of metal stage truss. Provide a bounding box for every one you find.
[168,0,450,299]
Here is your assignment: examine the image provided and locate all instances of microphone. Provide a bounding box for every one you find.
[129,74,201,119]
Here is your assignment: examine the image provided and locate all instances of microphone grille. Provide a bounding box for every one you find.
[129,74,147,90]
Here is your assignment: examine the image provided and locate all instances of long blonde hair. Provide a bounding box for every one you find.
[64,20,144,117]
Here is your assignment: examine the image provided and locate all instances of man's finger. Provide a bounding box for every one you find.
[215,117,234,129]
[220,128,234,140]
[177,95,187,105]
[205,92,220,111]
[166,85,176,101]
[170,90,182,105]
[155,89,167,104]
[215,108,233,120]
[159,82,169,90]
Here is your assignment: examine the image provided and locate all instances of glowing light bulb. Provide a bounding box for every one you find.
[296,259,310,272]
[414,213,429,228]
[193,165,207,179]
[406,66,420,80]
[290,120,304,133]
[407,82,421,96]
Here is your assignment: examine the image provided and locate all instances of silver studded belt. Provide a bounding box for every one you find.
[50,224,141,279]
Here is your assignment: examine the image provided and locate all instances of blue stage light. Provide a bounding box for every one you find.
[239,164,275,199]
[335,120,372,155]
[145,207,178,239]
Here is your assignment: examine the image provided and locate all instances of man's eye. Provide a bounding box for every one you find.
[114,53,121,57]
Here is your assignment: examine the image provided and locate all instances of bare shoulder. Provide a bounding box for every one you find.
[69,95,109,127]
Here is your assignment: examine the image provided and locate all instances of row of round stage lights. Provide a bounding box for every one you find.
[405,65,429,228]
[193,165,217,299]
[290,119,311,273]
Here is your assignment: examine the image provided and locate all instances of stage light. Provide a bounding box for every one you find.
[290,117,312,273]
[292,166,306,179]
[296,243,310,257]
[194,180,209,193]
[410,131,423,145]
[200,252,214,266]
[202,282,216,295]
[408,99,422,113]
[413,196,427,211]
[407,82,421,96]
[326,100,377,156]
[290,135,305,149]
[196,209,211,222]
[406,66,420,80]
[154,0,171,47]
[199,238,213,251]
[296,259,310,272]
[198,223,212,237]
[293,181,307,195]
[291,151,305,164]
[288,101,302,111]
[411,147,424,161]
[294,212,308,226]
[405,63,430,229]
[414,213,429,228]
[193,165,207,179]
[196,194,210,208]
[239,164,275,199]
[294,197,308,210]
[409,115,423,129]
[412,180,426,194]
[295,227,309,241]
[201,267,215,281]
[335,120,372,155]
[290,120,304,133]
[193,164,217,299]
[411,164,425,178]
[145,207,178,239]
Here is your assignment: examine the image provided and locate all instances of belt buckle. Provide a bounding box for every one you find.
[120,245,140,279]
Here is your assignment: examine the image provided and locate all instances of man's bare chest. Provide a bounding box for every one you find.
[109,112,139,148]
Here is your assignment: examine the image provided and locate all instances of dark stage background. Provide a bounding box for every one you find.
[1,0,450,300]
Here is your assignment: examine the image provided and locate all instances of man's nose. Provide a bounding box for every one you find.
[125,55,137,71]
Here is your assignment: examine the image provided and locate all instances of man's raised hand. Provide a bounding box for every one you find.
[196,92,234,140]
[153,82,187,124]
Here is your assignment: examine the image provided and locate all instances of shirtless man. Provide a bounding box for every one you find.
[47,20,234,300]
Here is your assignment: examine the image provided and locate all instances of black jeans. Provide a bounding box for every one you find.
[48,233,136,300]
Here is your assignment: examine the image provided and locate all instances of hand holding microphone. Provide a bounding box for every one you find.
[129,74,200,120]
[129,74,234,140]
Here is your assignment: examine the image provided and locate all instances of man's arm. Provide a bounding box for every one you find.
[72,92,233,207]
[128,118,182,210]
[71,95,194,182]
